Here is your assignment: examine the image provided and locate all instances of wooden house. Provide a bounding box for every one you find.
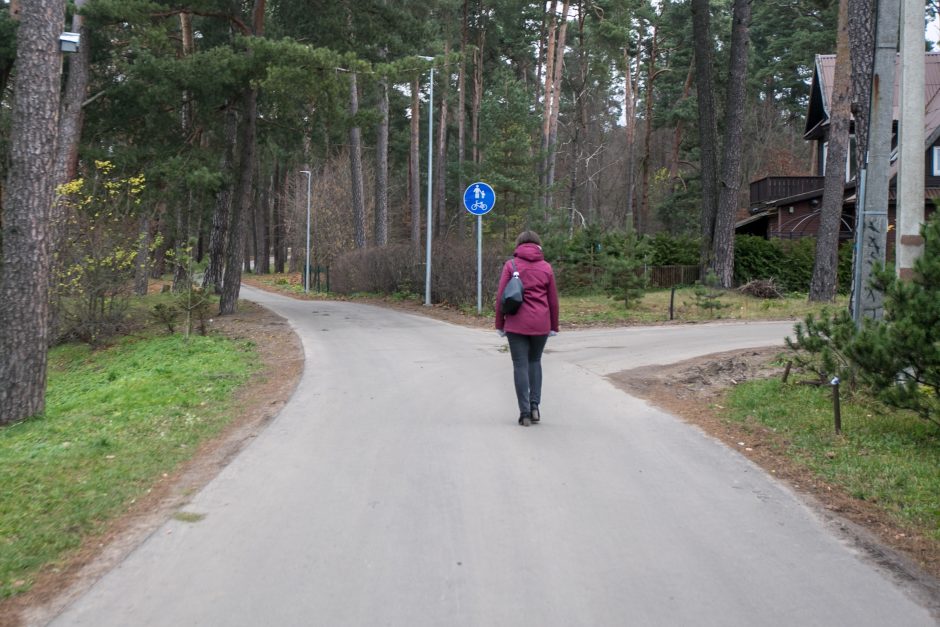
[737,52,940,247]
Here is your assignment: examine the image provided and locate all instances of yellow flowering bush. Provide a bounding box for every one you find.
[54,161,153,344]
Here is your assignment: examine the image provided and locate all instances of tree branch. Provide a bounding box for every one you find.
[149,9,250,35]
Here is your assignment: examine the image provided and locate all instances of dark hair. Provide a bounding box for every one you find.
[515,230,542,246]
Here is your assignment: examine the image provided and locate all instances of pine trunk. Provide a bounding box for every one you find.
[220,82,260,314]
[848,0,875,174]
[273,160,286,273]
[256,174,271,274]
[375,76,390,247]
[623,45,638,231]
[638,26,659,235]
[712,0,751,288]
[348,72,366,249]
[539,0,559,213]
[54,0,88,189]
[0,0,65,424]
[410,77,421,247]
[810,0,851,301]
[691,0,719,273]
[471,10,485,165]
[435,44,450,237]
[544,0,571,214]
[203,105,237,293]
[456,0,468,238]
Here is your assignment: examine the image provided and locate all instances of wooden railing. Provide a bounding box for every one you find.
[750,176,824,205]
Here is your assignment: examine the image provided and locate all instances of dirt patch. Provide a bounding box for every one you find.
[609,347,940,611]
[3,300,304,627]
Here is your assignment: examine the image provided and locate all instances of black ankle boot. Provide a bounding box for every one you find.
[530,403,540,423]
[518,412,532,427]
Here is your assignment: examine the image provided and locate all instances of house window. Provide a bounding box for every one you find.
[934,146,940,176]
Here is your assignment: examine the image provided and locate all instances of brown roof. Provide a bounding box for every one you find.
[815,52,940,146]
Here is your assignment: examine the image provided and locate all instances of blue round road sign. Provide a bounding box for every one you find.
[463,182,496,216]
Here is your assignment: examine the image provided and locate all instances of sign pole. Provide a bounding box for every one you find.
[477,214,483,313]
[462,181,496,314]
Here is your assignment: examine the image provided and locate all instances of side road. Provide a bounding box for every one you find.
[41,287,938,626]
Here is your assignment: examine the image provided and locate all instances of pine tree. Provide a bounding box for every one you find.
[849,216,940,427]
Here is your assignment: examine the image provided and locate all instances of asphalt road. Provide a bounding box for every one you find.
[49,287,936,626]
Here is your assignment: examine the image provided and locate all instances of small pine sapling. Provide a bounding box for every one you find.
[150,303,179,334]
[849,216,940,427]
[603,232,648,308]
[686,271,730,317]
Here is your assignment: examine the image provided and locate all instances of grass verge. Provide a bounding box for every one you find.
[725,378,940,541]
[0,332,256,599]
[243,272,845,326]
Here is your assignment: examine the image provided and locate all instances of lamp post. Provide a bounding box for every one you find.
[299,169,312,293]
[419,56,434,306]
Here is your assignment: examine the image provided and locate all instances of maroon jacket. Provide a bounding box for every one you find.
[495,243,560,335]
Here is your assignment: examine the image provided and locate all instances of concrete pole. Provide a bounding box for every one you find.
[852,0,900,322]
[896,0,925,280]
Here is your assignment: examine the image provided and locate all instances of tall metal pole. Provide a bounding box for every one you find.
[425,66,434,306]
[896,0,925,280]
[851,0,899,322]
[300,170,311,293]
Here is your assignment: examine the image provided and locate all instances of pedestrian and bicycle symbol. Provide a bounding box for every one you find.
[463,181,496,216]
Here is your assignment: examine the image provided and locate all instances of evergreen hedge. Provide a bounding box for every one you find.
[734,235,853,294]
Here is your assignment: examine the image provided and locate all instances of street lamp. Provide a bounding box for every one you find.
[419,56,434,306]
[299,169,312,293]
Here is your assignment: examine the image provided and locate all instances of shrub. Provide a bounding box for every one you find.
[649,233,700,266]
[734,235,852,293]
[54,163,149,345]
[150,303,179,334]
[332,242,503,308]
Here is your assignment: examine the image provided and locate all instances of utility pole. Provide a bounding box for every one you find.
[852,0,900,323]
[896,0,925,280]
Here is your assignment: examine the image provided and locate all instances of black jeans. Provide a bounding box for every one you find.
[506,332,549,416]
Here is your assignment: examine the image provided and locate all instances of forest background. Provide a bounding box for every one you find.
[0,0,938,424]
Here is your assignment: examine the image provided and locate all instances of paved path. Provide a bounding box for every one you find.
[49,287,936,626]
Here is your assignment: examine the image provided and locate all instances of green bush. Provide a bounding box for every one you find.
[734,235,852,294]
[649,233,700,266]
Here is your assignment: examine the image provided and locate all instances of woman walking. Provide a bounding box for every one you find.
[495,231,560,426]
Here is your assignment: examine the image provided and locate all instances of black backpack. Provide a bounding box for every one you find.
[501,259,525,315]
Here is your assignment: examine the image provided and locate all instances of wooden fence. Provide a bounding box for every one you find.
[641,264,700,288]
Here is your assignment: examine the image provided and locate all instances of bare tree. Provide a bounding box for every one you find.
[0,0,66,423]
